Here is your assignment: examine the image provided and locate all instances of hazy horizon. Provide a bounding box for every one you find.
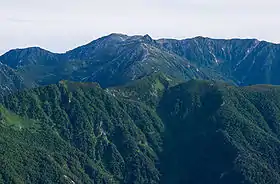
[1,0,280,55]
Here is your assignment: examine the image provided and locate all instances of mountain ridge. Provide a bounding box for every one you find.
[2,76,280,183]
[0,34,208,90]
[2,33,279,57]
[1,33,280,98]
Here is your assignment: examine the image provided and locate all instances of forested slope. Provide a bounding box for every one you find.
[1,77,280,183]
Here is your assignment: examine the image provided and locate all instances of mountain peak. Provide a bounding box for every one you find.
[8,46,50,53]
[1,47,55,60]
[143,34,153,41]
[108,33,127,37]
[103,33,129,41]
[0,46,59,69]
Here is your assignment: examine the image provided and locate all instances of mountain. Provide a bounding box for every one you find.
[158,37,280,85]
[0,63,32,97]
[0,47,68,85]
[0,79,164,184]
[65,33,208,87]
[2,34,280,183]
[2,76,280,183]
[0,105,107,184]
[158,80,280,184]
[1,34,280,91]
[0,34,209,89]
[0,47,61,69]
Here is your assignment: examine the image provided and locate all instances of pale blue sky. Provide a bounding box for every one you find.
[1,0,280,54]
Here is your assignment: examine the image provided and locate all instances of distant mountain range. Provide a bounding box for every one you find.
[1,33,280,97]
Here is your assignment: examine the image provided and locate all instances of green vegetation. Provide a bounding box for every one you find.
[2,33,280,184]
[1,75,280,183]
[110,73,180,107]
[158,80,280,184]
[0,105,39,130]
[0,80,164,184]
[0,105,113,184]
